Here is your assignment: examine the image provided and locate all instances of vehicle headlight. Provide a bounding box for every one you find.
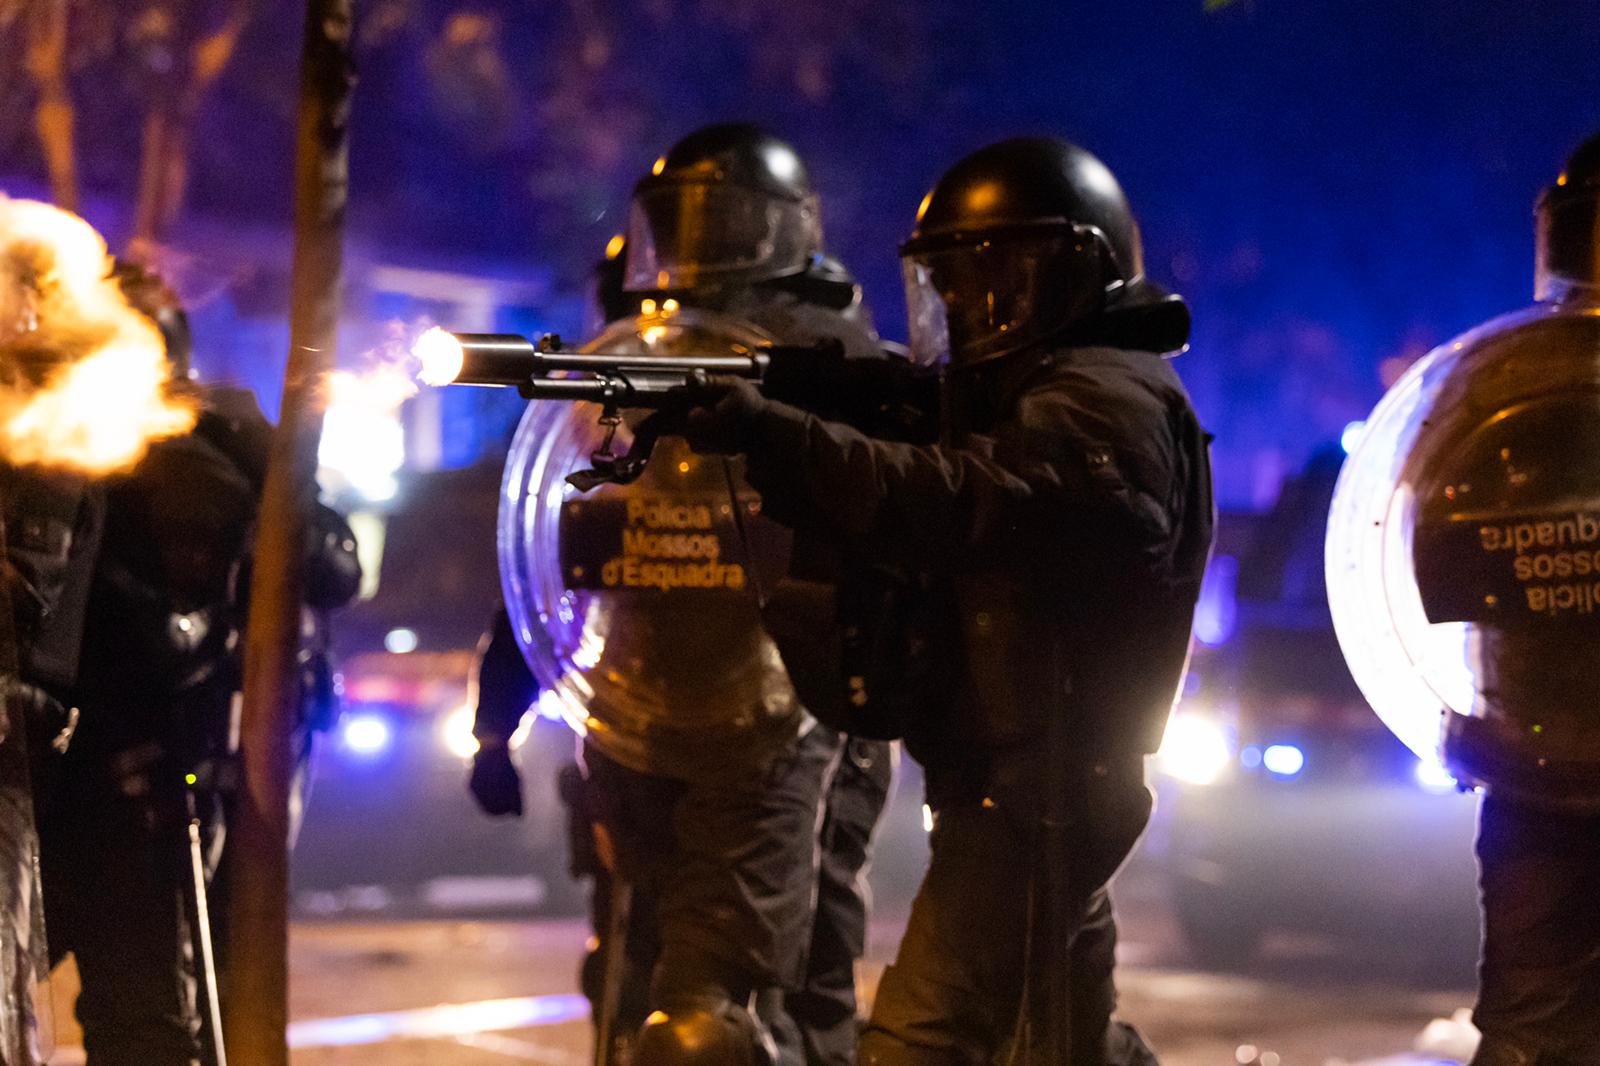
[440,703,480,760]
[1155,709,1235,786]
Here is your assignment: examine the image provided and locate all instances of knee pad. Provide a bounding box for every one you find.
[634,1001,775,1066]
[580,945,606,1012]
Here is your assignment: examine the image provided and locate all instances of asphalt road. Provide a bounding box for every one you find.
[41,882,1477,1066]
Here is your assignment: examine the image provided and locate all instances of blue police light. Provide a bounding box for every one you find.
[1192,555,1239,647]
[1262,743,1305,777]
[340,713,394,758]
[1340,420,1366,455]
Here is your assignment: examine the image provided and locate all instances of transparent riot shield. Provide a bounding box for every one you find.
[498,309,800,781]
[1327,302,1600,807]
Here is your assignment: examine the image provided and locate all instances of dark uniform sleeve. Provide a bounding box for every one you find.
[304,504,362,610]
[737,361,1184,578]
[472,607,540,742]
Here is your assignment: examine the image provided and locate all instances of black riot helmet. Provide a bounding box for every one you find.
[112,258,193,379]
[1536,130,1600,303]
[624,123,823,293]
[586,233,640,336]
[900,136,1189,369]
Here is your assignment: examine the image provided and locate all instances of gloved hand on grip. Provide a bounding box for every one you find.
[759,338,846,413]
[469,740,523,817]
[679,375,770,456]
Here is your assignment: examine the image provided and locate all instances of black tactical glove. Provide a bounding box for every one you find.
[680,376,769,455]
[468,740,523,817]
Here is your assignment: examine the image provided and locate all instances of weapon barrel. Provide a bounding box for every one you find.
[532,350,768,377]
[449,333,544,387]
[428,331,770,391]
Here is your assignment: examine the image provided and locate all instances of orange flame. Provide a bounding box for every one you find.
[0,195,196,475]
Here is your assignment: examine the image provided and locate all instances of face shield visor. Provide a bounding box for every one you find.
[624,182,822,293]
[899,225,1115,369]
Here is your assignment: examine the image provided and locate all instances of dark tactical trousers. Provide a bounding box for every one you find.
[768,737,894,1066]
[583,724,838,1042]
[39,789,201,1066]
[1470,794,1600,1066]
[861,768,1158,1066]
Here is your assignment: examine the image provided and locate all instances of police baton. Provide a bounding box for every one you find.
[595,878,634,1066]
[186,789,229,1066]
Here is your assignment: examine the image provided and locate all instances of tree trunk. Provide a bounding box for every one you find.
[223,1,354,1062]
[24,0,77,213]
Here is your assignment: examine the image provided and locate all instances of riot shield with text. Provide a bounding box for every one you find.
[498,310,800,781]
[1328,302,1600,809]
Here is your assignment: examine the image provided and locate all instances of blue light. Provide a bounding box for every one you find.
[1262,744,1305,777]
[1239,745,1263,770]
[1192,555,1239,647]
[1340,420,1367,454]
[288,993,591,1049]
[341,713,393,757]
[1415,757,1457,793]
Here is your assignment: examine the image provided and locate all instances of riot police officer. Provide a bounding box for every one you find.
[623,125,899,1066]
[472,124,896,1066]
[37,265,360,1065]
[0,222,110,1066]
[676,137,1213,1065]
[0,459,101,1066]
[1439,133,1600,1066]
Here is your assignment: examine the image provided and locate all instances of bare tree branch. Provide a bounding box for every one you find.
[130,0,255,260]
[23,0,77,212]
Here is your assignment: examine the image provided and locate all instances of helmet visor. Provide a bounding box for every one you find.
[901,258,951,369]
[624,183,821,292]
[900,226,1110,368]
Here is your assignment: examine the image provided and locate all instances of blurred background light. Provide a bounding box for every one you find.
[440,703,479,759]
[341,713,394,758]
[1262,743,1306,778]
[1415,757,1458,794]
[384,627,419,654]
[1192,555,1240,648]
[1340,420,1367,455]
[1155,709,1235,786]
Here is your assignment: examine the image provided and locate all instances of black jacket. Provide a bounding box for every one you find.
[735,345,1214,782]
[0,467,104,699]
[72,386,360,761]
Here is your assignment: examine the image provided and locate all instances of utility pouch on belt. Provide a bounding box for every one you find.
[763,561,947,741]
